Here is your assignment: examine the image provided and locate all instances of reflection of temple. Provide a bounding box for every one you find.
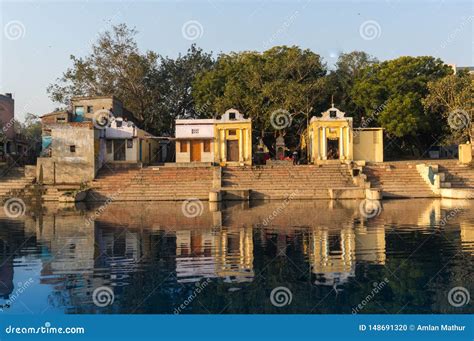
[175,227,254,283]
[304,225,386,286]
[460,222,474,256]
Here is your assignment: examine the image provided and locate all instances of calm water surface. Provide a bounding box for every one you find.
[0,199,473,314]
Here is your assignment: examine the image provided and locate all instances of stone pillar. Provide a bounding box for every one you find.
[239,129,244,162]
[339,127,344,159]
[315,128,320,160]
[346,127,350,160]
[216,130,221,162]
[246,128,251,162]
[322,127,327,160]
[220,129,226,162]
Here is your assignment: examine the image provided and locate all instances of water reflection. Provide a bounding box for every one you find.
[0,199,473,314]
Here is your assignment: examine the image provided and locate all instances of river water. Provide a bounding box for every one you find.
[0,199,473,314]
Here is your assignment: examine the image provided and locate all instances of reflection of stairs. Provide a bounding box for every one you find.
[89,164,214,201]
[0,168,36,200]
[363,163,436,198]
[438,162,474,189]
[222,164,359,200]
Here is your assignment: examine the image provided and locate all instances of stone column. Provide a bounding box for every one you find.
[322,127,327,160]
[246,128,251,162]
[239,129,244,162]
[346,126,350,160]
[314,127,321,160]
[339,127,344,159]
[220,129,226,162]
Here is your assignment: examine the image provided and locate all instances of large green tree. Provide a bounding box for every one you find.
[193,46,328,148]
[326,51,378,125]
[145,45,214,135]
[351,56,452,156]
[48,24,159,128]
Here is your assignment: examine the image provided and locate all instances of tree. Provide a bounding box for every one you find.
[326,51,378,125]
[48,24,159,127]
[422,72,473,144]
[351,56,452,155]
[145,45,214,135]
[193,46,328,149]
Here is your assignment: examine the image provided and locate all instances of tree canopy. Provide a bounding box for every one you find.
[47,23,471,157]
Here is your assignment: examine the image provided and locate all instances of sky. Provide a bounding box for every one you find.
[0,0,472,121]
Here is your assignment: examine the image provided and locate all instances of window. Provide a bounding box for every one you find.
[228,129,236,136]
[127,139,133,148]
[329,110,337,118]
[203,140,211,152]
[191,129,199,134]
[180,141,188,153]
[74,106,84,122]
[106,140,113,153]
[116,120,123,128]
[87,106,94,113]
[229,112,236,120]
[56,117,66,123]
[70,145,76,153]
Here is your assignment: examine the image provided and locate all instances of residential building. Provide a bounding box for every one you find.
[175,109,252,166]
[0,93,29,165]
[38,96,159,184]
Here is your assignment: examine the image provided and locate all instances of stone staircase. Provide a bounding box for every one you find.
[363,162,437,198]
[438,162,474,189]
[0,167,36,201]
[221,164,361,200]
[88,164,215,201]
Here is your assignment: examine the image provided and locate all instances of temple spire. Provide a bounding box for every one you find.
[331,95,334,108]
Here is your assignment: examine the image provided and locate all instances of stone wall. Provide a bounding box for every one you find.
[37,124,96,184]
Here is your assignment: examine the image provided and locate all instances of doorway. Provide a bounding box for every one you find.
[327,138,339,160]
[226,140,239,162]
[190,140,201,162]
[113,140,126,161]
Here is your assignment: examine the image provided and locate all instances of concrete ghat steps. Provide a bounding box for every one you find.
[363,163,437,198]
[438,163,474,188]
[0,168,35,200]
[89,166,215,201]
[221,164,361,200]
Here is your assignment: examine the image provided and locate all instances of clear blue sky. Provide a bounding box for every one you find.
[0,0,472,121]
